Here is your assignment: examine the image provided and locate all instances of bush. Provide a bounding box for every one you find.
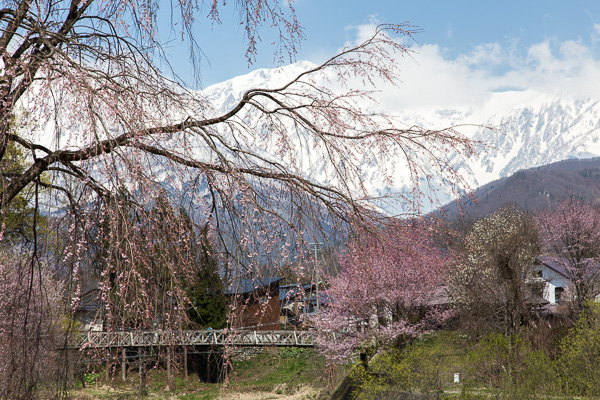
[352,332,469,399]
[348,330,569,400]
[466,332,556,400]
[82,372,98,386]
[557,302,600,397]
[281,347,305,358]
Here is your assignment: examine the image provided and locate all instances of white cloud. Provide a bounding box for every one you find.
[343,18,381,48]
[592,23,600,44]
[335,22,600,115]
[460,43,504,66]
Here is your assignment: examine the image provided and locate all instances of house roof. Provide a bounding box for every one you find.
[74,287,102,312]
[304,292,333,306]
[427,286,452,306]
[536,256,600,281]
[226,276,284,295]
[527,294,550,307]
[279,284,303,301]
[536,256,570,278]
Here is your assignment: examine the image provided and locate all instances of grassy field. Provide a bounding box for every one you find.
[70,347,329,400]
[70,328,595,400]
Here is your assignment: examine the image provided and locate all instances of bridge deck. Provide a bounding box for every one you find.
[68,330,316,349]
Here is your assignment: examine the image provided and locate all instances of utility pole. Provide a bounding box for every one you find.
[310,243,322,314]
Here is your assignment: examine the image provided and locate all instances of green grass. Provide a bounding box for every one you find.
[350,330,599,400]
[228,348,327,393]
[70,347,326,399]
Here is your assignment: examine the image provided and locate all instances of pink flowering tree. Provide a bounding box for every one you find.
[314,222,451,364]
[537,196,600,313]
[0,0,480,395]
[0,2,478,327]
[0,249,64,399]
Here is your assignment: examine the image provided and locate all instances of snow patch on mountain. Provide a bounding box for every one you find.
[203,61,317,113]
[200,61,600,213]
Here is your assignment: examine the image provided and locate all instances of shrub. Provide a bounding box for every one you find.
[352,333,468,399]
[557,302,600,397]
[466,332,556,400]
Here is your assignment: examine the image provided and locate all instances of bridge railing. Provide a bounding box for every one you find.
[66,329,317,349]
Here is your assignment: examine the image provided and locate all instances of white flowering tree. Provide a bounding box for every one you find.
[451,206,541,336]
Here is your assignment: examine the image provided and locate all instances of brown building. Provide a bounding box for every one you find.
[226,277,283,331]
[74,287,104,332]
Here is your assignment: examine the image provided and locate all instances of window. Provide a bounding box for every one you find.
[259,295,270,306]
[555,287,565,303]
[527,270,543,280]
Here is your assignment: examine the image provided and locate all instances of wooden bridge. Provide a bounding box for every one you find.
[67,329,316,349]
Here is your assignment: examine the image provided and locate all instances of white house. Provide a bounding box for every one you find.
[532,256,577,306]
[73,288,104,332]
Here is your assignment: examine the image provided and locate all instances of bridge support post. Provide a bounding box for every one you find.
[121,348,127,381]
[67,350,75,384]
[167,346,175,392]
[183,347,188,381]
[105,351,111,383]
[206,349,211,383]
[139,347,147,396]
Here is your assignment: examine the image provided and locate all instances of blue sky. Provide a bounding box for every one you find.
[158,1,600,88]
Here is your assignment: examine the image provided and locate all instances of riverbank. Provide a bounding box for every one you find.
[70,347,330,400]
[72,384,320,400]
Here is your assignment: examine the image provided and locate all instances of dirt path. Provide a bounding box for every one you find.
[222,385,319,400]
[72,384,321,400]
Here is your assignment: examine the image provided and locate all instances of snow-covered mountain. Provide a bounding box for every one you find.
[201,62,600,214]
[451,94,600,189]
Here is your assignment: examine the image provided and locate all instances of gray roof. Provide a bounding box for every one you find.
[226,276,284,295]
[279,284,303,301]
[536,256,600,281]
[536,256,570,278]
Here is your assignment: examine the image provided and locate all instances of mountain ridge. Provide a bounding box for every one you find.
[438,157,600,221]
[199,62,600,214]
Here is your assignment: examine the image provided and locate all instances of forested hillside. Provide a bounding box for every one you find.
[438,157,600,220]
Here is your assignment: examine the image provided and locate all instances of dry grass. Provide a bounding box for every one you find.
[69,348,327,400]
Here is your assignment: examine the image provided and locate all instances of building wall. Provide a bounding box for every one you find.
[535,265,570,304]
[231,289,281,331]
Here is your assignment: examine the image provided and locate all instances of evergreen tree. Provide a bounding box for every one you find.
[180,210,227,329]
[186,243,227,329]
[0,141,46,246]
